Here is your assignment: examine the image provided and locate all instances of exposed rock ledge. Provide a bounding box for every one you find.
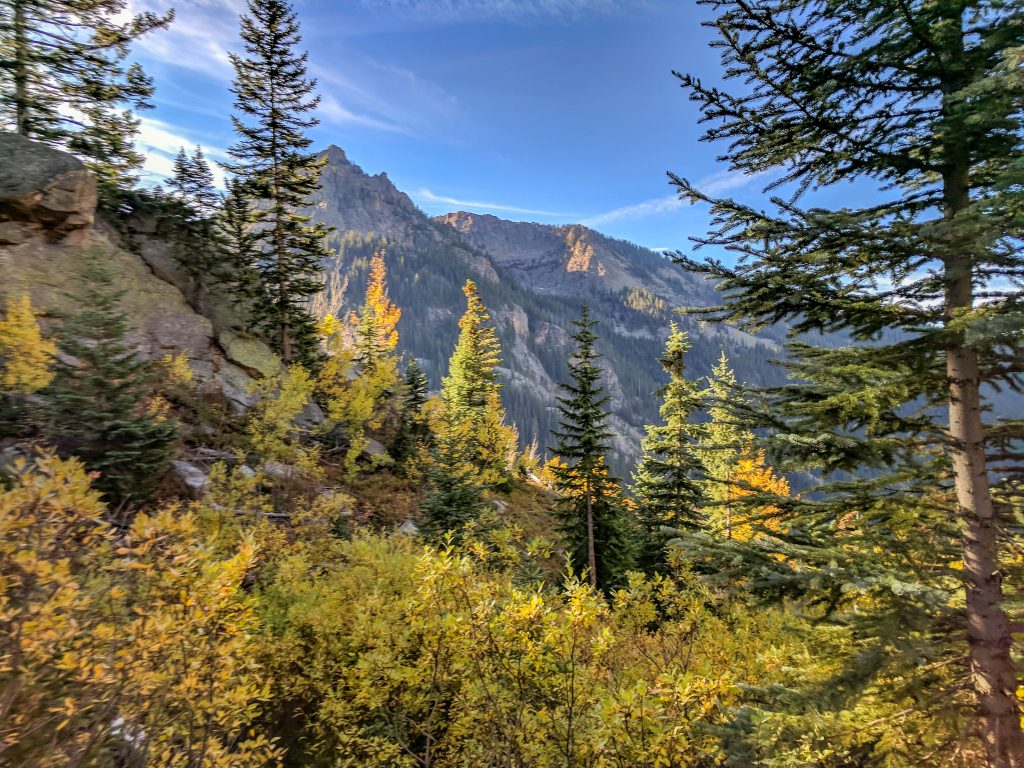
[0,133,280,409]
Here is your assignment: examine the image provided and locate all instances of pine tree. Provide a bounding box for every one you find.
[225,0,331,367]
[391,358,430,471]
[41,261,176,505]
[0,0,172,189]
[441,280,516,484]
[671,1,1024,763]
[549,305,634,590]
[631,323,705,573]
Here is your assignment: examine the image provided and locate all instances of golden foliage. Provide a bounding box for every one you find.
[0,455,279,767]
[0,293,56,393]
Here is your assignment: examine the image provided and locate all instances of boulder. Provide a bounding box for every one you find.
[397,519,420,537]
[218,330,282,379]
[0,133,96,239]
[171,460,209,499]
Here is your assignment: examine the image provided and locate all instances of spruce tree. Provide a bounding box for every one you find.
[549,305,634,590]
[42,261,176,505]
[631,323,705,573]
[671,1,1024,763]
[225,0,331,367]
[391,358,430,471]
[0,0,172,189]
[167,145,220,307]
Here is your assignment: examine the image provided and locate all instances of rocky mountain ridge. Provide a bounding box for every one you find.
[303,146,785,470]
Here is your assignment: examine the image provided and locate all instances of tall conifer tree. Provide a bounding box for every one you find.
[550,305,634,590]
[672,1,1024,763]
[632,323,705,572]
[225,0,331,367]
[0,0,172,189]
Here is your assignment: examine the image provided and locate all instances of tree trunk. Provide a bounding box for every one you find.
[944,154,1024,768]
[586,481,597,589]
[13,0,28,135]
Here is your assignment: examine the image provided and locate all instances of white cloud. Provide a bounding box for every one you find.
[581,169,772,226]
[415,188,577,218]
[123,0,240,78]
[319,94,409,134]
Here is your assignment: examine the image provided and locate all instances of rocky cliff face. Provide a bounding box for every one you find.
[0,134,280,410]
[435,211,717,309]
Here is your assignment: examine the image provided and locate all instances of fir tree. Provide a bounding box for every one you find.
[549,305,634,590]
[0,0,172,189]
[214,177,261,317]
[671,1,1024,763]
[225,0,332,367]
[631,323,705,573]
[42,261,176,505]
[421,404,483,540]
[167,145,220,307]
[391,358,430,471]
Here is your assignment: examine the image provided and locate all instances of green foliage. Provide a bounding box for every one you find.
[41,261,176,505]
[670,0,1024,762]
[390,357,431,472]
[255,531,798,768]
[420,398,485,539]
[440,280,518,485]
[550,305,635,590]
[631,323,705,573]
[0,0,172,189]
[225,0,331,367]
[166,144,222,306]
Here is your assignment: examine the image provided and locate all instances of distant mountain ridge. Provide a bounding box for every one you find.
[303,146,785,471]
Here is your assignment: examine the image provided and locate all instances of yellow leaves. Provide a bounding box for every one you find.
[159,352,193,384]
[0,292,56,393]
[0,457,277,768]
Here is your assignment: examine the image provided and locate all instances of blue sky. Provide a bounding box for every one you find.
[128,0,769,252]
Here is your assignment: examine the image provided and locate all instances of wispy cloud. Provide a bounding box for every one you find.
[319,94,410,134]
[123,0,241,77]
[581,168,772,226]
[360,0,642,23]
[415,188,578,218]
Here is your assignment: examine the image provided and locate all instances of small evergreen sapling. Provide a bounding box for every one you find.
[42,261,176,505]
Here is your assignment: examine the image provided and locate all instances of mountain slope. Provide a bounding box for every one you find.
[303,147,785,471]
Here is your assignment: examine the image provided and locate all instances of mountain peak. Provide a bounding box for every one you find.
[322,144,351,165]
